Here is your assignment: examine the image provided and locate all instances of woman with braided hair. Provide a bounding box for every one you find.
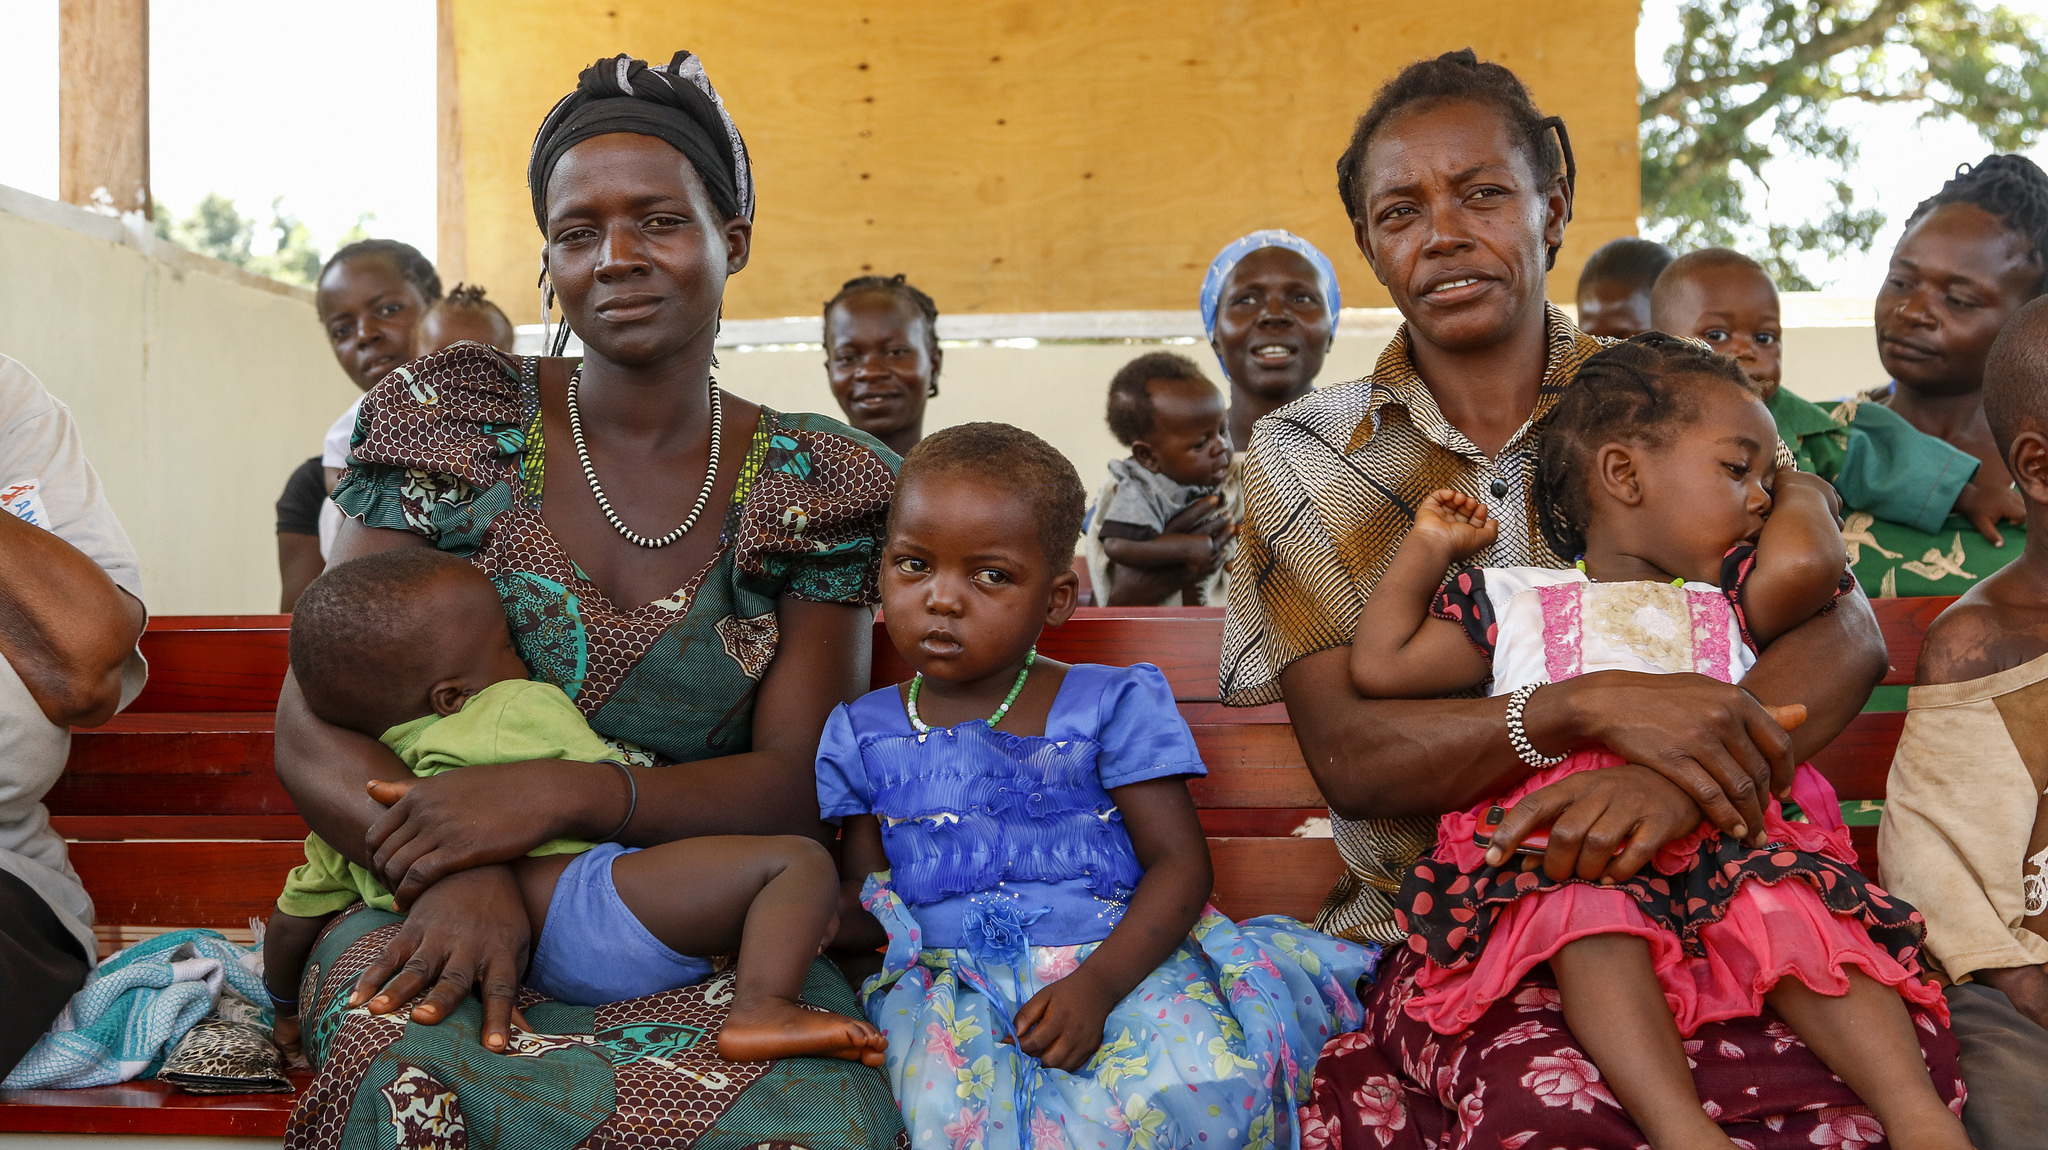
[274,51,904,1149]
[1851,155,2044,596]
[1349,333,1964,1150]
[1222,49,1960,1149]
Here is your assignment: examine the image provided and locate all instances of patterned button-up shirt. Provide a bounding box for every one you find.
[1222,303,1606,943]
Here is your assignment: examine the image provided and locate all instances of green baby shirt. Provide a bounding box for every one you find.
[275,679,614,917]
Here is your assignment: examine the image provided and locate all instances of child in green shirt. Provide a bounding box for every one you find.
[1650,247,2021,540]
[265,549,884,1068]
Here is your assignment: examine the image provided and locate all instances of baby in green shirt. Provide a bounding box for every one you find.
[265,549,884,1068]
[273,675,606,922]
[1650,247,2026,542]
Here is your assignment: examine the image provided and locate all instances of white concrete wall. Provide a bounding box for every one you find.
[1774,294,1892,404]
[0,184,356,615]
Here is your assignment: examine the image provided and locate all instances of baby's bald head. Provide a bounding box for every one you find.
[1650,249,1772,328]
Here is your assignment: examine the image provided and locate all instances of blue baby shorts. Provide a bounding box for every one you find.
[526,842,717,1005]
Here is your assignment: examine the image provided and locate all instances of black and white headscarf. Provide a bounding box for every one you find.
[527,50,754,229]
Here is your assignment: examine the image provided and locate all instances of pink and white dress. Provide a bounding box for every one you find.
[1395,546,1944,1035]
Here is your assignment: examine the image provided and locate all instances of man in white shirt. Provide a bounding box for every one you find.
[0,354,147,1076]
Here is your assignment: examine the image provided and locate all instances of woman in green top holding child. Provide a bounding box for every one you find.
[1649,247,2019,548]
[1858,155,2044,595]
[1646,162,2048,601]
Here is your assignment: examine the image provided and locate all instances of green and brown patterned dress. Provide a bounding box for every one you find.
[292,344,905,1150]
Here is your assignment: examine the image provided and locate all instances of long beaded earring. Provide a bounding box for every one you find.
[538,254,557,354]
[539,253,574,357]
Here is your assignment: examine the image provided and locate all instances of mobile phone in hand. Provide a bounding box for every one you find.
[1472,805,1621,859]
[1472,825,1551,857]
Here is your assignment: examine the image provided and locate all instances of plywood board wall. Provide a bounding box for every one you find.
[443,0,1640,321]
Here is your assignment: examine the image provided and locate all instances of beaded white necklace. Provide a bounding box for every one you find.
[567,364,721,549]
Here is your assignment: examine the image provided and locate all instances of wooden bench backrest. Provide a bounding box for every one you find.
[48,599,1951,935]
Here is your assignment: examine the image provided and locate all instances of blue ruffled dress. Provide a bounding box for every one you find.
[817,663,1376,1150]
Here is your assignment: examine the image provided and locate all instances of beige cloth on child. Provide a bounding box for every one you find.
[1879,650,2048,980]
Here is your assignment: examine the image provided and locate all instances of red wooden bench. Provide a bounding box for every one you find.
[0,600,1948,1140]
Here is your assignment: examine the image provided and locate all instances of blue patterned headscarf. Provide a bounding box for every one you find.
[1198,230,1342,363]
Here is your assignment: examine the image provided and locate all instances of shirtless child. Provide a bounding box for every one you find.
[264,548,885,1067]
[1880,294,2048,1149]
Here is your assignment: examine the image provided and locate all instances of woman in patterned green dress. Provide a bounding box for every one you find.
[271,52,906,1149]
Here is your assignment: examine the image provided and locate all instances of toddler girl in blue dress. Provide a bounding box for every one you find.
[818,422,1374,1150]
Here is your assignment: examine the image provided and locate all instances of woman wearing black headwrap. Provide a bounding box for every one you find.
[275,52,904,1149]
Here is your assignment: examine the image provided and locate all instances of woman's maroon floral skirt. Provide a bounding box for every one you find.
[1301,949,1962,1150]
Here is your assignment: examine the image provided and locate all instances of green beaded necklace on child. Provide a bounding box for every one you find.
[905,647,1038,734]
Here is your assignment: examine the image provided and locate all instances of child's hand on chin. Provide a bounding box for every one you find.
[1006,974,1115,1072]
[1414,489,1499,560]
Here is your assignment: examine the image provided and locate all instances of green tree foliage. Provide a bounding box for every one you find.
[1641,0,2048,288]
[155,192,253,266]
[253,198,325,285]
[335,212,377,251]
[151,194,329,287]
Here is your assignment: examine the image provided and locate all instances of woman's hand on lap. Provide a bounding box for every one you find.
[1010,972,1116,1072]
[1483,764,1702,882]
[349,865,532,1052]
[1545,670,1792,845]
[1954,479,2026,546]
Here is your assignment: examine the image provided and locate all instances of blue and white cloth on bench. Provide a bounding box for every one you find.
[3,928,267,1089]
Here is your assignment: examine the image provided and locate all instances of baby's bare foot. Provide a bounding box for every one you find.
[717,998,888,1067]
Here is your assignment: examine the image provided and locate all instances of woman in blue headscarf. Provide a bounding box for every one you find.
[1199,229,1342,451]
[1084,231,1343,607]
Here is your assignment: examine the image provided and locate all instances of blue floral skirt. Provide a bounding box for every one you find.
[858,875,1377,1150]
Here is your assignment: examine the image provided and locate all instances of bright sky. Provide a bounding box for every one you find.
[0,0,436,262]
[2,1,2047,293]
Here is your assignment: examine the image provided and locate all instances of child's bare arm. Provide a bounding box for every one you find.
[1100,533,1216,571]
[1738,468,1851,646]
[830,815,890,953]
[1350,490,1495,697]
[1010,776,1209,1072]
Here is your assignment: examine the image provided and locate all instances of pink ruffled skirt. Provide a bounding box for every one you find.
[1399,750,1946,1037]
